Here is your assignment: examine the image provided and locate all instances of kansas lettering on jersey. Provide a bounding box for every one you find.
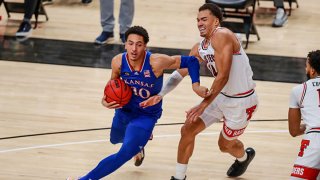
[198,28,255,96]
[120,51,163,117]
[289,77,320,131]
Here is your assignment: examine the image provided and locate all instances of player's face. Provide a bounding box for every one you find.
[125,34,147,61]
[197,10,219,38]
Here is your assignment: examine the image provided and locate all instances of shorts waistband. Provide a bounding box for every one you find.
[307,127,320,134]
[221,89,254,98]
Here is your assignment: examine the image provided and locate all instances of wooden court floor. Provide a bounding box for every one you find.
[0,61,301,180]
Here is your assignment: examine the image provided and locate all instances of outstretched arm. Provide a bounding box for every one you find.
[153,43,207,96]
[140,69,186,108]
[140,44,209,108]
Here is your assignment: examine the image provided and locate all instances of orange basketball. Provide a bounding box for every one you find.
[104,79,132,107]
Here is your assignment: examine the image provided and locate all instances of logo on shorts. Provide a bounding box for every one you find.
[223,124,246,138]
[292,166,304,176]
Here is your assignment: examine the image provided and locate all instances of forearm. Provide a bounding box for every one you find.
[288,108,303,137]
[180,56,200,84]
[289,123,305,137]
[158,70,184,97]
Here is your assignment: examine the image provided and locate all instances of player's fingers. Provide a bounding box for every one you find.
[101,96,107,104]
[139,101,148,108]
[110,103,121,109]
[186,110,194,120]
[105,101,119,108]
[140,99,152,108]
[191,114,199,123]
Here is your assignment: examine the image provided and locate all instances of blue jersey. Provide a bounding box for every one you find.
[120,51,163,118]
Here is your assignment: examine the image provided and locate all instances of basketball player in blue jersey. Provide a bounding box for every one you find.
[67,26,208,180]
[141,4,259,180]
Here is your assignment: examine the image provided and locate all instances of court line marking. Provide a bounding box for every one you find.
[0,120,287,141]
[0,129,288,154]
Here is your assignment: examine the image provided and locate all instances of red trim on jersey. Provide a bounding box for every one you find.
[291,164,320,179]
[222,122,247,138]
[125,52,146,72]
[300,82,307,107]
[233,51,241,55]
[201,39,209,50]
[222,89,254,98]
[235,89,254,96]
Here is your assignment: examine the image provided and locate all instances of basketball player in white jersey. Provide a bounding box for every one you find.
[289,50,320,180]
[140,3,258,179]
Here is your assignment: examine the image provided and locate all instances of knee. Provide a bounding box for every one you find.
[110,137,122,145]
[110,139,116,145]
[180,124,198,139]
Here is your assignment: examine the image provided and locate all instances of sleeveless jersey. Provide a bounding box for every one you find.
[120,51,163,117]
[289,77,320,131]
[198,28,255,96]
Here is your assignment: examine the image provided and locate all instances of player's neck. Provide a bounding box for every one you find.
[129,59,143,70]
[127,53,145,71]
[204,26,219,43]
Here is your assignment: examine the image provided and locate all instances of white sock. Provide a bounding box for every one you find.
[237,151,248,162]
[175,163,187,179]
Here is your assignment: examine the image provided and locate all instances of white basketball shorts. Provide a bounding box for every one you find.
[290,132,320,180]
[199,91,258,140]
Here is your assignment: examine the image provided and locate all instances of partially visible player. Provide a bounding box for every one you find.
[289,50,320,180]
[67,25,207,180]
[141,3,259,179]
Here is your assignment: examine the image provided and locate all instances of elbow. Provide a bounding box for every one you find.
[290,132,298,137]
[289,129,299,137]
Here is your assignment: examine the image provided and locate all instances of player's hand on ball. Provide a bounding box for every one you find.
[101,96,121,109]
[140,95,162,108]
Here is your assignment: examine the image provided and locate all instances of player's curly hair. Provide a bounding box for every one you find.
[199,3,223,23]
[125,26,149,44]
[308,50,320,74]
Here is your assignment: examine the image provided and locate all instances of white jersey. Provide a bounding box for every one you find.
[289,77,320,131]
[289,78,320,180]
[198,31,255,96]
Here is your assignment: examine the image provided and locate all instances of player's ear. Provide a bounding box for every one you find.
[215,18,220,27]
[311,68,316,76]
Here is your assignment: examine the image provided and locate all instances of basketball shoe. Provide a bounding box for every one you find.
[94,31,114,45]
[134,147,145,166]
[227,147,255,177]
[82,0,92,4]
[170,176,186,180]
[16,21,32,37]
[272,8,288,27]
[120,33,126,44]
